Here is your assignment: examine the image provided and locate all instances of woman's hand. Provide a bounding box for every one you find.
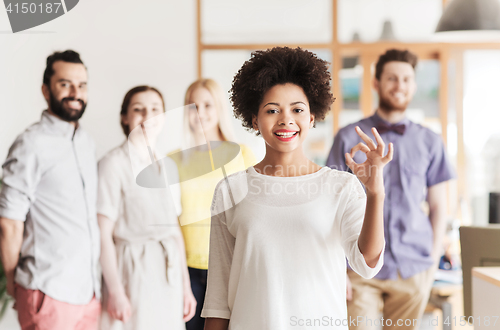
[107,290,132,322]
[345,126,393,195]
[183,286,197,322]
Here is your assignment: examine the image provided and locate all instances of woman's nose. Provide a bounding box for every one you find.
[143,109,156,121]
[278,113,294,125]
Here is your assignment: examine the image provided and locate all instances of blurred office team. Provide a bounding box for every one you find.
[0,47,454,330]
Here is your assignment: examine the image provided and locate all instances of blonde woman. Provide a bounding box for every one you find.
[169,79,256,330]
[98,86,196,330]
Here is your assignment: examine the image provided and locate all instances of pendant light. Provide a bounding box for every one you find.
[379,20,397,41]
[434,0,500,42]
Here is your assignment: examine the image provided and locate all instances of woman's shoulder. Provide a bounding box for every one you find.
[320,167,360,186]
[211,169,249,211]
[214,168,249,192]
[98,142,128,167]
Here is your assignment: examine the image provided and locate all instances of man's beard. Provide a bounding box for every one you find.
[49,90,87,122]
[378,92,409,113]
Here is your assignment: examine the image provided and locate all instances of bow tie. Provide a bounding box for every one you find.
[375,123,406,135]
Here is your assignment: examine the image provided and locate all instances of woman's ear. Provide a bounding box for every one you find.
[252,115,259,131]
[309,114,315,128]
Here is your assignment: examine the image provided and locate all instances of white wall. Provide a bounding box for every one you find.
[463,50,500,225]
[0,0,197,170]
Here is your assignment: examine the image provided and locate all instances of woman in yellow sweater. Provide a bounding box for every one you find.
[169,79,256,330]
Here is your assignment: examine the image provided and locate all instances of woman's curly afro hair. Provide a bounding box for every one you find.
[230,47,334,134]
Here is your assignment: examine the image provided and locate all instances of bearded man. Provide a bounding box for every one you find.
[0,50,101,330]
[326,49,455,330]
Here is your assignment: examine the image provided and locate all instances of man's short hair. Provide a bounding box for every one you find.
[375,49,418,81]
[43,50,85,86]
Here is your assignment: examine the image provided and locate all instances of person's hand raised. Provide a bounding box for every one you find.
[345,126,393,195]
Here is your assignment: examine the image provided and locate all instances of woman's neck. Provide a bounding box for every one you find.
[255,146,321,177]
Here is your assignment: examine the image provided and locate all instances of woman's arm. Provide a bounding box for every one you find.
[357,193,385,267]
[205,317,230,330]
[345,126,392,267]
[98,214,132,322]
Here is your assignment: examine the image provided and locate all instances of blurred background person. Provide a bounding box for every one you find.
[169,78,256,330]
[326,49,455,330]
[98,86,196,330]
[0,50,101,330]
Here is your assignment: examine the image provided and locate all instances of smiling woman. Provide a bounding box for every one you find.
[202,47,391,330]
[169,78,256,330]
[97,86,196,330]
[231,47,333,136]
[252,83,315,159]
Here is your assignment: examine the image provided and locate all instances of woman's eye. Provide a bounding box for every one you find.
[294,108,304,113]
[134,108,142,112]
[267,109,278,114]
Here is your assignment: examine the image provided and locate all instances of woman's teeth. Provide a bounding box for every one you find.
[275,132,297,138]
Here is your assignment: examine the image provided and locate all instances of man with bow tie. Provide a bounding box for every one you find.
[326,49,455,330]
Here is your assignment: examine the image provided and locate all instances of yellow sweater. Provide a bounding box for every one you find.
[169,144,256,269]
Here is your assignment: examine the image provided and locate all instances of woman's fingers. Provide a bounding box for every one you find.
[355,126,377,150]
[347,143,369,171]
[184,299,189,317]
[383,142,394,164]
[183,298,196,322]
[189,300,196,319]
[345,152,358,172]
[350,142,370,157]
[123,307,131,322]
[371,127,385,155]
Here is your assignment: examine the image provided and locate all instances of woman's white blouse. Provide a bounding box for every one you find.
[201,166,384,330]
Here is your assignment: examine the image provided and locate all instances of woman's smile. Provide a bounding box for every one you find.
[274,129,299,141]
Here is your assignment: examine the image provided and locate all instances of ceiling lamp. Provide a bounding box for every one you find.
[434,0,500,42]
[379,20,397,41]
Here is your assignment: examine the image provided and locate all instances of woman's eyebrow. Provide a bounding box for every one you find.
[290,101,306,106]
[262,102,280,108]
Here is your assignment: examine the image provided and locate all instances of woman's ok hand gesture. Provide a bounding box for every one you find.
[345,126,393,195]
